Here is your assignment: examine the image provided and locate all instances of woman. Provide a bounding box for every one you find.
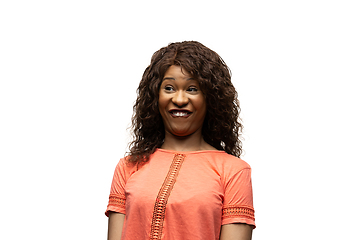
[106,41,255,240]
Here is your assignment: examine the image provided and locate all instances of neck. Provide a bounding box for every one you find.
[160,130,215,152]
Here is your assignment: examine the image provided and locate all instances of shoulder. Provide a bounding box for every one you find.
[221,154,251,182]
[113,156,139,178]
[205,151,251,171]
[194,151,251,181]
[223,153,251,169]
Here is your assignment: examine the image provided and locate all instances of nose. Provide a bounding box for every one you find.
[172,90,189,107]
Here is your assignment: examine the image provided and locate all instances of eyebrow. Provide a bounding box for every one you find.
[162,77,195,81]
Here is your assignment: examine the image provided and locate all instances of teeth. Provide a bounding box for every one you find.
[173,112,188,117]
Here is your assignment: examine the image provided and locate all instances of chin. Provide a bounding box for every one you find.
[170,132,191,137]
[169,129,197,138]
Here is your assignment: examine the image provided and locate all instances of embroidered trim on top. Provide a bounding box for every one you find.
[108,193,126,209]
[222,206,255,221]
[149,154,186,240]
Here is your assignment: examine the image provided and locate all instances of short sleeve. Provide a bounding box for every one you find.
[105,159,128,217]
[222,166,256,228]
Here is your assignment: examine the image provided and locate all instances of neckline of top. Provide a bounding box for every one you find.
[156,148,225,154]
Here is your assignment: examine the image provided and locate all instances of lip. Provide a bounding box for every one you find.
[168,109,192,118]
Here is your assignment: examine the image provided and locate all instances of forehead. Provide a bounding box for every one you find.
[163,65,193,79]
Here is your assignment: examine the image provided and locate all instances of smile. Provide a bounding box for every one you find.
[169,110,192,118]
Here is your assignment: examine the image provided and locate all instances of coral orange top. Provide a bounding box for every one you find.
[106,149,255,239]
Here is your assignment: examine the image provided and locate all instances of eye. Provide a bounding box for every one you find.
[187,86,198,93]
[164,85,174,92]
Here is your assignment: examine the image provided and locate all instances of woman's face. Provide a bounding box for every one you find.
[158,65,206,137]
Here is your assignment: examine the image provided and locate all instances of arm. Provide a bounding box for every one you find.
[107,211,125,240]
[219,223,253,240]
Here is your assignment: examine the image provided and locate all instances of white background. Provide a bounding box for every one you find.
[1,0,359,239]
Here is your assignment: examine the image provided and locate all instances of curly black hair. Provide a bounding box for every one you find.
[127,41,243,163]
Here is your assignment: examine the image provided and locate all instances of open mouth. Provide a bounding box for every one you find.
[169,110,192,117]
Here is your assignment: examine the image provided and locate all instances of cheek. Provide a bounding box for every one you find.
[158,94,168,115]
[194,96,206,114]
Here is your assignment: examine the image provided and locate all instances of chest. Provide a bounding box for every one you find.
[124,157,224,212]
